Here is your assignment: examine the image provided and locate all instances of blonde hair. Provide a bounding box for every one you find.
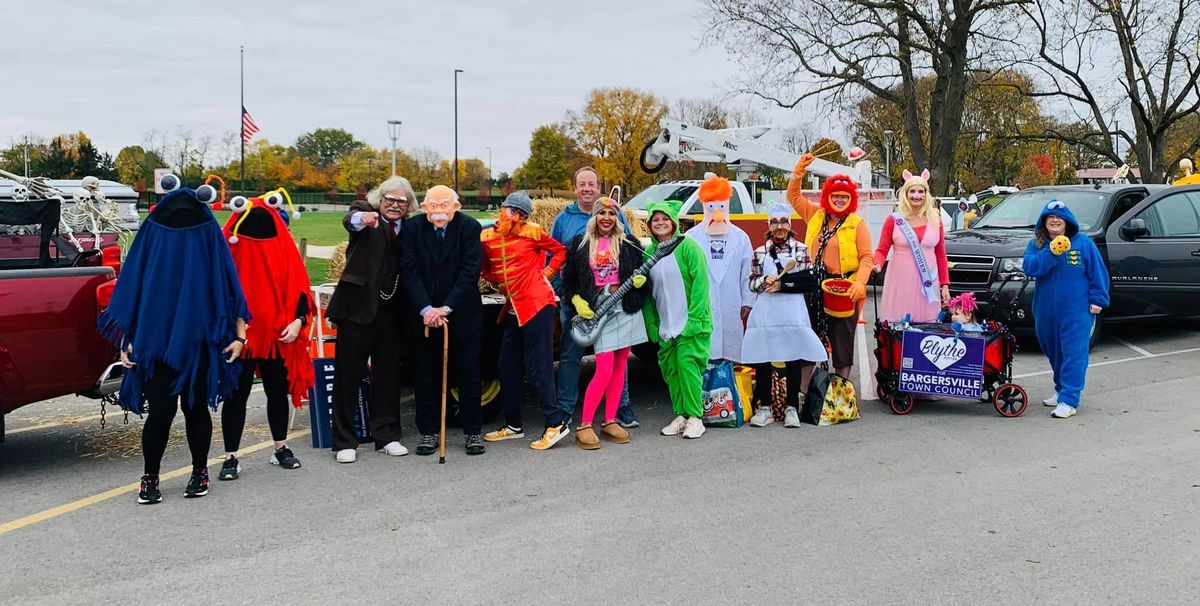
[578,204,622,269]
[897,179,940,225]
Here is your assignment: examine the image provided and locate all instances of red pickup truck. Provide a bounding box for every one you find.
[0,195,124,442]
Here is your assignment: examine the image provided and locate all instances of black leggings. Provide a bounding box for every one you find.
[222,357,291,452]
[752,360,813,410]
[142,360,213,475]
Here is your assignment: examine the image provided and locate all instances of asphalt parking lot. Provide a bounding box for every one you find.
[2,303,1198,605]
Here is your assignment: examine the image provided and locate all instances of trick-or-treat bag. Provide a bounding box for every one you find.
[802,364,860,426]
[701,360,747,428]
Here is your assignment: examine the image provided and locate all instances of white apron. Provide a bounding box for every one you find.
[741,248,828,364]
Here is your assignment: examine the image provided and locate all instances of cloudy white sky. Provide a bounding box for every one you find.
[2,0,833,175]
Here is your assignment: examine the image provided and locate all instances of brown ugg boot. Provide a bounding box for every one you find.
[600,422,631,444]
[575,425,600,450]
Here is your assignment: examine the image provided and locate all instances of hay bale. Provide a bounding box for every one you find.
[529,197,647,238]
[327,241,348,283]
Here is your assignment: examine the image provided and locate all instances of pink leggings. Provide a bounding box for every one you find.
[581,347,631,426]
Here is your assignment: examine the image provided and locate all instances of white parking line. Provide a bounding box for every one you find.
[1112,337,1154,358]
[1013,346,1200,379]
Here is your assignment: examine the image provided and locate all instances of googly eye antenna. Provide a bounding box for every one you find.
[1047,200,1065,209]
[159,173,181,192]
[228,196,254,244]
[264,192,283,209]
[203,174,227,208]
[195,184,219,204]
[265,187,299,221]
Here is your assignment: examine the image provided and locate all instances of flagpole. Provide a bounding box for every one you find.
[240,45,245,194]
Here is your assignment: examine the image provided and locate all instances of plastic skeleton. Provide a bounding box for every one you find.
[0,167,90,250]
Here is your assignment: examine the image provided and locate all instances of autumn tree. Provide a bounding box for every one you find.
[114,145,167,188]
[335,146,401,193]
[567,87,668,193]
[516,125,573,194]
[707,0,1027,194]
[1017,0,1200,183]
[295,128,365,167]
[435,158,489,191]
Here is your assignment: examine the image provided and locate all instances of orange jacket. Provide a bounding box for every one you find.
[481,222,566,326]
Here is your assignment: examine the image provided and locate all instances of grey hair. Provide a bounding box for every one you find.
[366,176,417,215]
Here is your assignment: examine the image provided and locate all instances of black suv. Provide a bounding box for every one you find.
[944,184,1200,346]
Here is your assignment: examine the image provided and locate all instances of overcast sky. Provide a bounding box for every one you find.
[2,0,834,175]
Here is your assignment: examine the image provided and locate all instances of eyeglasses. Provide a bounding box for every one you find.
[381,195,408,205]
[768,219,791,226]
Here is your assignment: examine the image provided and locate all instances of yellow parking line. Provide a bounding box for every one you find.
[0,429,310,537]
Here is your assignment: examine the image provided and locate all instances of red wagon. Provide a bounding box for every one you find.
[873,320,1028,417]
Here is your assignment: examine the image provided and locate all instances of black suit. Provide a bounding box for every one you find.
[326,200,409,450]
[400,212,484,436]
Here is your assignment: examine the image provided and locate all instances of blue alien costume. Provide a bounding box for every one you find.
[98,181,249,414]
[1021,201,1109,409]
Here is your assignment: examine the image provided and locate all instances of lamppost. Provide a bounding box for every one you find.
[484,146,492,186]
[454,68,463,193]
[387,120,402,176]
[883,130,895,188]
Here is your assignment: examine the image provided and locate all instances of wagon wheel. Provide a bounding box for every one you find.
[876,383,889,402]
[992,384,1028,418]
[888,393,915,415]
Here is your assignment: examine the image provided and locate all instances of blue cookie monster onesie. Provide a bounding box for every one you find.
[1021,201,1110,408]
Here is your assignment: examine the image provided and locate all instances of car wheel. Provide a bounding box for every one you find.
[1088,314,1103,351]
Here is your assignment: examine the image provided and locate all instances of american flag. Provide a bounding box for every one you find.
[241,106,260,143]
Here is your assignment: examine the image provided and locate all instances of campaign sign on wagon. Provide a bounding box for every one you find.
[898,331,985,399]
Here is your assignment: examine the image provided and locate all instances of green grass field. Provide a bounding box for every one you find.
[137,208,496,283]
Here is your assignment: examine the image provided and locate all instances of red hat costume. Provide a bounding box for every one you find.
[819,174,859,215]
[222,194,314,407]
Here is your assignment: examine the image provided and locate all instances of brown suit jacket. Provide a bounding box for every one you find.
[325,200,404,325]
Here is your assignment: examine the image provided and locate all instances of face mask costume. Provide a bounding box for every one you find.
[421,185,460,228]
[766,202,793,241]
[222,190,315,407]
[698,174,731,236]
[98,174,249,414]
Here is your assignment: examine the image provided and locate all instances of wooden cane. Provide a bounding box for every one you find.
[424,318,451,464]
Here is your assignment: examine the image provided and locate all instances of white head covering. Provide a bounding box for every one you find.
[767,202,791,220]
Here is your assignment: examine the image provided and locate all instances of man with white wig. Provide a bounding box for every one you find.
[326,176,418,463]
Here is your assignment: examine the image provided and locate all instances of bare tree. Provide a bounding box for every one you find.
[1017,0,1200,182]
[705,0,1027,193]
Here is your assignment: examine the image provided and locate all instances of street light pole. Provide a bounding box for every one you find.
[485,146,492,186]
[454,69,463,193]
[387,120,402,176]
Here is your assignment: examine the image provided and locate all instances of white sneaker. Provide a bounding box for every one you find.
[783,407,801,428]
[380,441,409,456]
[1042,394,1060,407]
[335,449,357,464]
[1050,403,1077,418]
[749,406,774,427]
[682,417,706,439]
[661,415,687,436]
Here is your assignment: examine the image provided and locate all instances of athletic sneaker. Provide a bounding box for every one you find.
[749,406,774,427]
[617,408,640,428]
[531,423,569,450]
[1043,394,1060,407]
[184,468,209,499]
[682,417,706,439]
[783,407,801,428]
[484,425,525,442]
[465,434,486,456]
[138,474,162,505]
[661,415,687,436]
[416,434,438,456]
[218,456,240,481]
[335,449,357,464]
[1051,403,1077,419]
[271,446,302,469]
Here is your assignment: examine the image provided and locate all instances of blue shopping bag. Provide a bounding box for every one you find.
[701,360,746,428]
[307,358,373,449]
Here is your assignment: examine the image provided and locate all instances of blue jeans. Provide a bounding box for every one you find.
[557,307,635,422]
